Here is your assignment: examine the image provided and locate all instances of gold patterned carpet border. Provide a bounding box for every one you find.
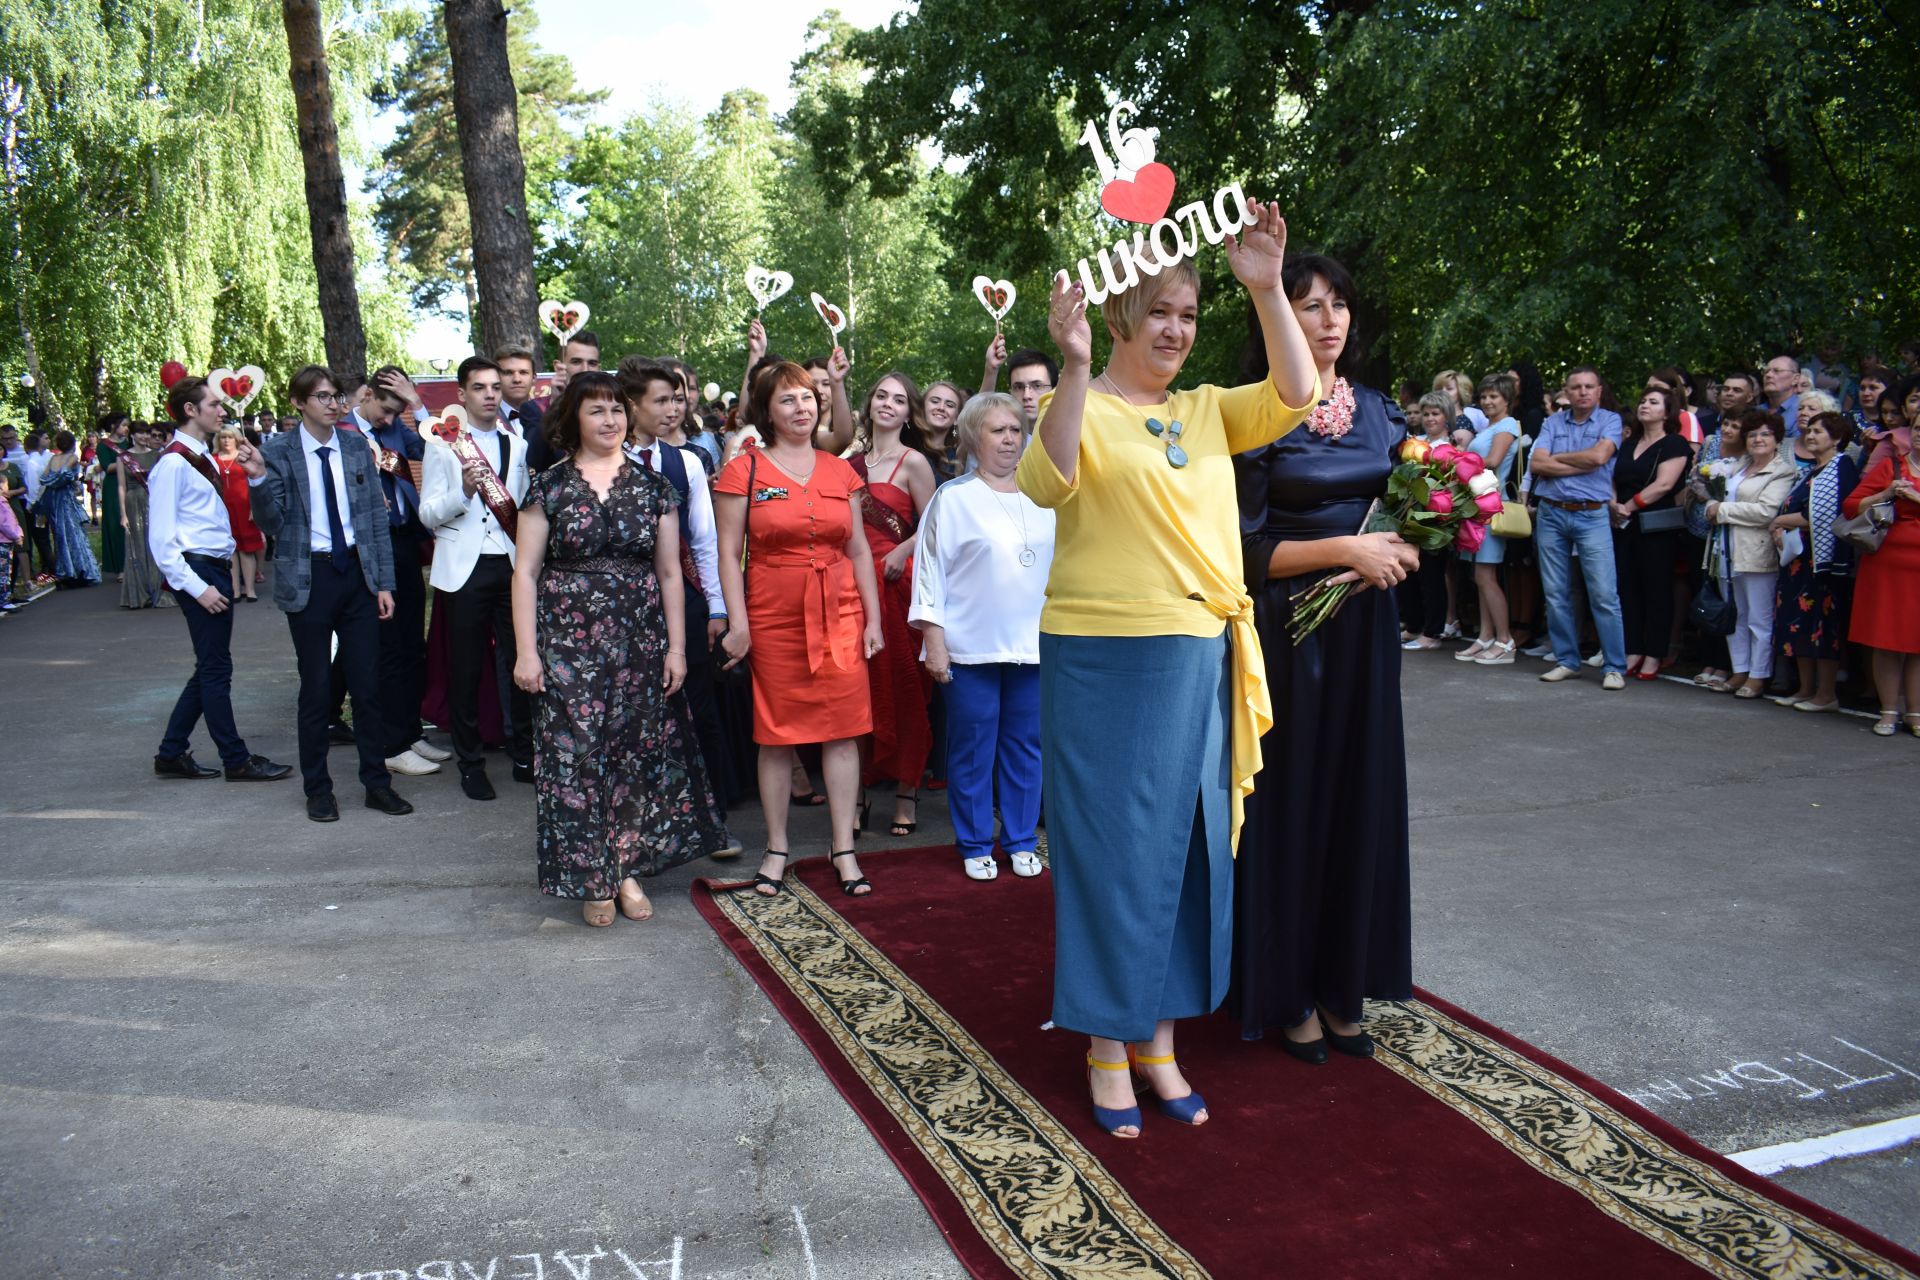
[1365,999,1917,1280]
[711,869,1916,1280]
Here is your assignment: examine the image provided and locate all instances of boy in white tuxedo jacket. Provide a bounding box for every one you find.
[418,356,533,800]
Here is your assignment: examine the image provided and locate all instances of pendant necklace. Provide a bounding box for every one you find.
[1098,373,1187,469]
[986,482,1037,566]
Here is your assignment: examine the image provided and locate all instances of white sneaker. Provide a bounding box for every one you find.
[1519,642,1551,658]
[1009,851,1044,878]
[1583,652,1606,668]
[1601,671,1626,691]
[384,749,442,776]
[1539,665,1582,683]
[410,737,453,763]
[963,855,999,881]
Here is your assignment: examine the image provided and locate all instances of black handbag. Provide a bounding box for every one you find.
[1636,506,1686,533]
[1689,577,1738,637]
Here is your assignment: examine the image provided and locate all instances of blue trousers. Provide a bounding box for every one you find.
[944,662,1041,860]
[1534,503,1626,674]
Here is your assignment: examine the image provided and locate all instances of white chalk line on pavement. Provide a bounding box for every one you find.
[1728,1112,1920,1174]
[1655,671,1879,720]
[791,1205,820,1280]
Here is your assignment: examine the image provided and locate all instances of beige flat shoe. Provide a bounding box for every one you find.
[618,878,653,921]
[582,900,616,927]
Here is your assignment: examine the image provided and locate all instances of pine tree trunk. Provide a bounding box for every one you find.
[283,0,367,381]
[444,0,539,357]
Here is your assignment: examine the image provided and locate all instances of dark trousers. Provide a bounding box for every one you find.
[28,516,53,575]
[443,553,531,769]
[1615,526,1680,659]
[681,588,731,816]
[1400,548,1450,638]
[288,552,391,798]
[379,526,429,754]
[159,555,250,769]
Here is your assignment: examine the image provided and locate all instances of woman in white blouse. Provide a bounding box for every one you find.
[910,393,1056,881]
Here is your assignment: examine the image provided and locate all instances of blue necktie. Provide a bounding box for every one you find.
[316,445,351,574]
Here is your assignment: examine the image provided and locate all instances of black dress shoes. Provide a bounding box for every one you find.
[511,761,535,784]
[1279,1033,1330,1066]
[154,751,219,780]
[460,766,496,800]
[326,720,355,745]
[226,755,294,781]
[307,793,340,822]
[1320,1018,1375,1058]
[365,787,414,816]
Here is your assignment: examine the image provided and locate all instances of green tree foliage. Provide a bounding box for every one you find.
[0,0,413,422]
[555,18,1002,399]
[368,6,602,338]
[822,0,1919,387]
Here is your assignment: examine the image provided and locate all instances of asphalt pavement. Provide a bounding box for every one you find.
[1,584,1914,1279]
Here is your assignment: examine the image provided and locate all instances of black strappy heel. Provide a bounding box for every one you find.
[752,850,788,897]
[830,850,872,897]
[890,792,918,837]
[855,794,871,836]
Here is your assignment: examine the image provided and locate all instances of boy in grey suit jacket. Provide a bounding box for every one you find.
[238,365,413,824]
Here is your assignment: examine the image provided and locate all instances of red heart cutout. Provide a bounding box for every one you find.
[1100,162,1177,224]
[429,416,462,442]
[824,306,842,326]
[991,287,1007,307]
[221,376,242,398]
[234,375,253,397]
[562,309,579,329]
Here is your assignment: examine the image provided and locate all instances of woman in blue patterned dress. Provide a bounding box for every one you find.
[35,432,101,588]
[510,372,726,928]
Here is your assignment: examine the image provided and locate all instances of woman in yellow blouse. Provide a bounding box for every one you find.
[1017,199,1318,1138]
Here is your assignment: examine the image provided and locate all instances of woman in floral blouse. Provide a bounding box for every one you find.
[511,372,727,927]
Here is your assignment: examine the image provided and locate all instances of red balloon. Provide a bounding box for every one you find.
[160,360,188,389]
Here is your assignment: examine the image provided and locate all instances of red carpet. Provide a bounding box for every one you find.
[694,846,1920,1279]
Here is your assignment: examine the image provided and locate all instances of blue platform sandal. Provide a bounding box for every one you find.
[1087,1053,1143,1138]
[1133,1051,1208,1126]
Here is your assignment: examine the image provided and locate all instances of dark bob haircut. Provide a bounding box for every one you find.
[1281,252,1357,306]
[287,364,337,403]
[1738,410,1784,449]
[1806,410,1855,448]
[544,370,623,455]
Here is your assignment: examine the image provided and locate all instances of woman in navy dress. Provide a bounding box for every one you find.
[1229,254,1417,1061]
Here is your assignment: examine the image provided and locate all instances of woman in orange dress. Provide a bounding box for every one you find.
[716,361,885,896]
[852,373,939,837]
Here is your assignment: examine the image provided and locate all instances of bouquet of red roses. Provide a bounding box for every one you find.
[1287,437,1504,642]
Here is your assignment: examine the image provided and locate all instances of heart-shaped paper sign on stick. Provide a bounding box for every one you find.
[810,292,847,342]
[418,403,471,448]
[744,265,794,312]
[208,365,267,414]
[1100,161,1177,224]
[970,276,1017,329]
[538,300,591,344]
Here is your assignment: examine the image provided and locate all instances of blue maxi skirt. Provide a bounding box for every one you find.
[1039,630,1232,1043]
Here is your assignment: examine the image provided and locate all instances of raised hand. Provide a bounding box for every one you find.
[828,346,851,384]
[1047,272,1092,370]
[1224,198,1289,293]
[747,317,768,364]
[234,441,266,479]
[984,332,1007,373]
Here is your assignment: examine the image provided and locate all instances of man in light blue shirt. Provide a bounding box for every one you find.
[1529,366,1628,687]
[1762,354,1801,437]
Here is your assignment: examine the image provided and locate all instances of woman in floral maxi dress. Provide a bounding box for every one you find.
[511,372,726,927]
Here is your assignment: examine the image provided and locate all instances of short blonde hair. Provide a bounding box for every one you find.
[1100,260,1201,343]
[954,392,1021,465]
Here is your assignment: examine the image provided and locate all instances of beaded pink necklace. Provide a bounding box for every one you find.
[1307,376,1356,439]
